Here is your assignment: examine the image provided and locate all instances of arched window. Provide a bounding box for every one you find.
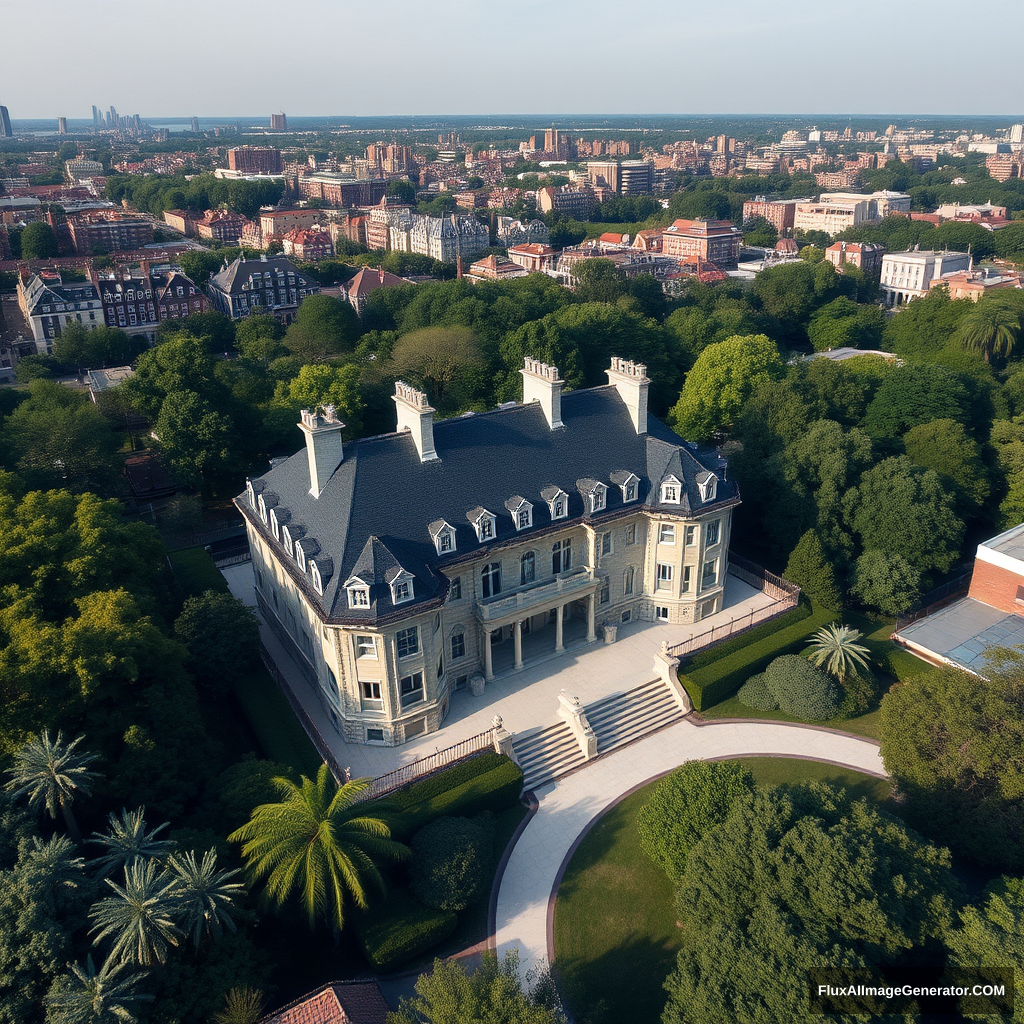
[521,551,536,585]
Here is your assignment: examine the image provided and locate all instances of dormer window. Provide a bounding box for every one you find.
[388,568,415,605]
[246,480,257,509]
[611,471,640,503]
[281,527,294,556]
[591,485,606,512]
[345,575,371,609]
[467,507,497,543]
[541,486,569,520]
[296,545,307,572]
[698,474,718,503]
[269,508,281,541]
[661,476,682,504]
[505,496,533,531]
[429,520,456,556]
[257,494,268,523]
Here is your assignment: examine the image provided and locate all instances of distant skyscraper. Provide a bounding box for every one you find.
[92,105,100,127]
[191,116,200,133]
[109,105,118,126]
[58,117,68,134]
[1011,124,1024,144]
[0,106,12,138]
[270,111,287,130]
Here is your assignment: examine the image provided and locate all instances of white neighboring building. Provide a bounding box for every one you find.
[794,190,911,236]
[880,249,973,306]
[16,270,104,352]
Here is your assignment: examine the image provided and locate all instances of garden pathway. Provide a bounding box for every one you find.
[492,719,886,986]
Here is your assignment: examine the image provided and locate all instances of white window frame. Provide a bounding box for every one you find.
[658,523,676,545]
[656,606,669,621]
[625,523,637,546]
[549,491,569,520]
[656,562,674,591]
[356,635,377,659]
[600,532,612,557]
[661,477,681,504]
[590,484,607,513]
[400,671,424,707]
[310,560,323,595]
[433,523,456,555]
[257,493,268,523]
[702,559,718,590]
[685,525,697,546]
[451,632,466,660]
[682,565,692,594]
[475,512,496,543]
[348,585,369,608]
[699,476,718,503]
[705,519,721,547]
[296,545,307,572]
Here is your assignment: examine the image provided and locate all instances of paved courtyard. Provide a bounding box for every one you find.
[221,562,777,779]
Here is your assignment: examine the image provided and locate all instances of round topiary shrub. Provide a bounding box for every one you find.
[764,654,841,721]
[737,672,777,711]
[409,816,493,912]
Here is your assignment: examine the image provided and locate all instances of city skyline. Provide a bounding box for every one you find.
[4,0,1023,119]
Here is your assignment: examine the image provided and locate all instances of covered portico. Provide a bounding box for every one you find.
[476,566,600,679]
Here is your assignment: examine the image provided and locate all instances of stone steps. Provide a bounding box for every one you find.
[511,679,687,791]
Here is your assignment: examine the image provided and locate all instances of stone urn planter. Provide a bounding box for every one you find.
[470,674,486,696]
[602,623,618,644]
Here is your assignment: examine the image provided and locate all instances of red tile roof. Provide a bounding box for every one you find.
[259,982,389,1024]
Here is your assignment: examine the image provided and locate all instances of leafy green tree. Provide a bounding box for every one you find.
[52,324,142,373]
[234,314,283,364]
[165,848,244,951]
[228,766,408,931]
[409,817,492,912]
[847,456,964,579]
[385,179,417,204]
[389,950,566,1024]
[880,664,1024,870]
[903,418,990,517]
[0,834,94,1024]
[173,591,261,698]
[44,954,152,1024]
[990,417,1024,529]
[750,259,841,343]
[862,363,972,440]
[89,859,182,967]
[177,250,227,288]
[3,380,119,495]
[669,334,784,441]
[956,301,1021,363]
[798,243,824,263]
[87,808,174,879]
[159,310,236,353]
[850,549,922,616]
[946,876,1024,1023]
[153,390,236,493]
[807,298,886,353]
[763,654,842,720]
[571,258,624,304]
[283,295,361,363]
[806,623,871,684]
[742,215,777,248]
[21,222,60,259]
[883,287,972,360]
[784,530,842,610]
[663,783,961,1024]
[5,731,100,842]
[386,326,487,414]
[637,761,754,884]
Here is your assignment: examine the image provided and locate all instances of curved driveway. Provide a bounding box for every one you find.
[492,717,886,984]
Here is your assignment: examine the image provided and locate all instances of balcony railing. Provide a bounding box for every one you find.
[477,566,596,622]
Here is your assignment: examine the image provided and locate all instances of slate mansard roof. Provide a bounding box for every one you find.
[238,386,739,625]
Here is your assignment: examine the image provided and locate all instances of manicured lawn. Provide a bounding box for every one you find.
[552,758,891,1024]
[167,546,230,600]
[232,665,324,778]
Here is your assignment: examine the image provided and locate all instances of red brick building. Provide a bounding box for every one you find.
[825,241,885,276]
[741,198,805,237]
[507,242,557,272]
[196,209,250,244]
[282,227,333,261]
[91,261,208,340]
[68,213,154,255]
[662,219,742,266]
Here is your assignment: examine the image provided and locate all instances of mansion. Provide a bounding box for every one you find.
[237,358,740,746]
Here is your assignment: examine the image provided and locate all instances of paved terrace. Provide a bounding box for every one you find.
[222,563,776,779]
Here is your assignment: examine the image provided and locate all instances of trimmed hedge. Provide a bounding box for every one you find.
[409,816,493,911]
[763,655,841,721]
[882,647,937,681]
[685,602,811,671]
[387,751,507,810]
[363,754,523,842]
[354,887,457,972]
[737,672,776,711]
[681,604,838,711]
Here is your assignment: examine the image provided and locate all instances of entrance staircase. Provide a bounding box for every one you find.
[512,679,687,791]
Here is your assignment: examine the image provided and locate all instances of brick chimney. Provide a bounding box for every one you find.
[298,406,345,498]
[393,381,439,462]
[606,356,650,434]
[520,357,564,429]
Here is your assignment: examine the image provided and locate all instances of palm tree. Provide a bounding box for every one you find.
[806,623,872,685]
[227,765,409,931]
[166,848,245,950]
[5,730,101,841]
[45,954,152,1024]
[956,303,1021,363]
[24,834,88,902]
[213,987,266,1024]
[88,859,182,967]
[87,808,175,879]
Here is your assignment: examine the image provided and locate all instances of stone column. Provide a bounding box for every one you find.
[554,603,564,652]
[586,592,596,642]
[513,619,523,671]
[483,625,493,681]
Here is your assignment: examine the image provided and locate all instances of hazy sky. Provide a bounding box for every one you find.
[4,0,1023,119]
